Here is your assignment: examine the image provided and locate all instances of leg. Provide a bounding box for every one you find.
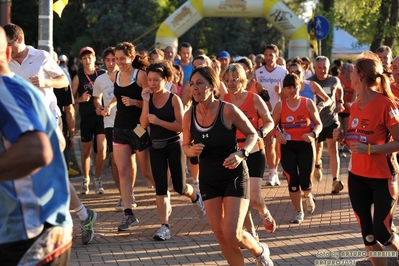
[326,137,344,194]
[93,133,106,179]
[136,148,155,187]
[113,145,133,210]
[81,142,92,180]
[265,133,278,186]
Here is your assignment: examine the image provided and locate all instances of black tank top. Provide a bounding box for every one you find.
[149,93,178,140]
[77,69,106,117]
[113,70,142,129]
[191,101,242,180]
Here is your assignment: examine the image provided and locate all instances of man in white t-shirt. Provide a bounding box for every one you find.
[5,23,69,122]
[255,44,287,186]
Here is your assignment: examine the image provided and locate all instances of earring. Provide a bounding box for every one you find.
[359,78,362,82]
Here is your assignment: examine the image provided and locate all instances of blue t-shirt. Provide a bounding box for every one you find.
[0,73,72,244]
[175,59,193,84]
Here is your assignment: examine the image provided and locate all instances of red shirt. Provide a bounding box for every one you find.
[280,97,312,141]
[339,75,354,114]
[346,94,399,178]
[224,91,260,148]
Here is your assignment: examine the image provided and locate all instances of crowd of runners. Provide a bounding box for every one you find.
[2,20,399,265]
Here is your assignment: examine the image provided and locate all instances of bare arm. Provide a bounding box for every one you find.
[182,108,204,157]
[253,94,274,137]
[65,105,76,149]
[48,74,69,89]
[0,131,53,181]
[180,82,192,109]
[310,81,332,111]
[304,98,322,142]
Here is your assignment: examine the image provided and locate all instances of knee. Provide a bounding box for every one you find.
[223,229,242,246]
[250,195,263,209]
[288,184,300,193]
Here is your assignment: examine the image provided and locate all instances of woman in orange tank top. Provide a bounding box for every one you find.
[221,63,277,239]
[272,73,322,224]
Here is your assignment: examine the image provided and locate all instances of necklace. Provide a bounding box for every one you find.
[199,103,214,125]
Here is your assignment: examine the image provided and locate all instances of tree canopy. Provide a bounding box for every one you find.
[8,0,398,59]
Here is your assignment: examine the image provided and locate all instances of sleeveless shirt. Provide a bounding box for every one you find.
[299,80,315,101]
[77,69,106,117]
[149,93,178,140]
[191,101,245,181]
[280,97,312,141]
[113,70,143,129]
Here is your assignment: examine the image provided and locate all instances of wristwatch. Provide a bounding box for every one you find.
[240,149,250,159]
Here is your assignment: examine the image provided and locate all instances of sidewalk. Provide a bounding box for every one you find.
[69,141,399,266]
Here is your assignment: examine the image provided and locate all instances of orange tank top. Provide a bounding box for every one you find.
[224,91,259,142]
[280,97,311,141]
[339,76,354,114]
[346,94,399,178]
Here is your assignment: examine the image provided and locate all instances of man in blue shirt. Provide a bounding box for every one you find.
[0,26,73,265]
[174,42,193,84]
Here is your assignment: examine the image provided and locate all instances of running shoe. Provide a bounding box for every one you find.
[254,242,274,266]
[260,210,276,233]
[290,211,304,224]
[192,192,206,217]
[81,208,97,245]
[153,225,171,241]
[115,198,123,211]
[118,214,139,231]
[314,165,323,182]
[331,179,344,194]
[81,177,90,194]
[304,193,316,214]
[94,178,104,194]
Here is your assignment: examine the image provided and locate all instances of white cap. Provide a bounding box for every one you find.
[58,54,68,62]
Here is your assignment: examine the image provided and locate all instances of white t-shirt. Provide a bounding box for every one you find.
[93,73,117,128]
[9,47,64,118]
[255,65,287,112]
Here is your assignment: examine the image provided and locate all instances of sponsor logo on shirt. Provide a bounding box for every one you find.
[258,77,282,84]
[389,108,399,118]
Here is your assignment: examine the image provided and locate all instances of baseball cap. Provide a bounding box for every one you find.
[79,46,95,57]
[217,50,230,59]
[58,54,68,62]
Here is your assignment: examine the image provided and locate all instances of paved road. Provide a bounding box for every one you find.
[68,144,399,266]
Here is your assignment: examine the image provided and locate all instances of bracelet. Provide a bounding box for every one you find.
[311,131,317,138]
[367,143,371,155]
[337,100,343,104]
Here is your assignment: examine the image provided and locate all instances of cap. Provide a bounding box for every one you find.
[217,50,230,59]
[79,46,95,56]
[58,54,68,62]
[234,56,244,62]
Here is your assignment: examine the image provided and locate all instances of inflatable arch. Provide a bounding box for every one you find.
[155,0,310,58]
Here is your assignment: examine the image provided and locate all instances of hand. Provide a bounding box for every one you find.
[336,102,345,113]
[29,75,47,88]
[81,91,91,102]
[302,133,314,143]
[274,82,281,94]
[190,143,205,157]
[275,130,287,144]
[223,151,244,169]
[332,128,342,141]
[122,96,134,106]
[349,142,368,154]
[141,88,152,102]
[146,114,160,125]
[95,106,104,116]
[101,106,110,117]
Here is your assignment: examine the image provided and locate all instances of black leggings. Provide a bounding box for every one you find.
[348,171,398,246]
[280,140,314,192]
[149,142,188,196]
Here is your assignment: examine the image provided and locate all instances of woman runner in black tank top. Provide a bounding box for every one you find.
[182,66,274,265]
[140,61,206,241]
[101,42,154,232]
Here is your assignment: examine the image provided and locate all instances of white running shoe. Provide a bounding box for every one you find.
[115,198,123,211]
[254,242,274,266]
[304,194,316,214]
[192,192,206,217]
[153,225,171,241]
[81,177,90,194]
[290,211,304,224]
[94,178,104,194]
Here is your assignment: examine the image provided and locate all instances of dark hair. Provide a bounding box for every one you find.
[190,66,220,94]
[115,42,149,71]
[179,42,192,51]
[236,57,253,71]
[173,64,184,86]
[146,60,174,82]
[283,73,301,88]
[149,48,164,58]
[330,66,340,76]
[3,23,24,40]
[263,44,279,57]
[195,49,206,57]
[102,46,115,59]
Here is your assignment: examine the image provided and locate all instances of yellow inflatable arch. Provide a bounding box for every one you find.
[155,0,309,58]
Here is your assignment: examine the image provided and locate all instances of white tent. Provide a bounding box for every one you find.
[332,27,370,59]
